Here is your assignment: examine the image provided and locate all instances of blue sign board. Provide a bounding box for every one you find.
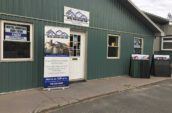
[44,76,69,88]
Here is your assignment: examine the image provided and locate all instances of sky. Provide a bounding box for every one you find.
[131,0,172,19]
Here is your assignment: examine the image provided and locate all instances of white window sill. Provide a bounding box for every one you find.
[0,58,34,62]
[107,57,120,60]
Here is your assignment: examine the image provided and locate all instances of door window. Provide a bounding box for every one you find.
[70,34,81,57]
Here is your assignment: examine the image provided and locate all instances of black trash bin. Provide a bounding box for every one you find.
[151,55,171,77]
[129,54,151,78]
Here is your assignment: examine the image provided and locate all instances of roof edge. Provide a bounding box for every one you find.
[144,11,169,25]
[144,11,169,22]
[128,0,165,36]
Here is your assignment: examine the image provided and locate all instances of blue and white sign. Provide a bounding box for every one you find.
[44,76,69,88]
[44,26,70,89]
[5,24,28,41]
[64,6,90,27]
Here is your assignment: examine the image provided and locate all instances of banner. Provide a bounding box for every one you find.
[44,26,70,88]
[64,6,90,27]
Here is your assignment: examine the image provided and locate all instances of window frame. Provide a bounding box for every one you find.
[161,36,172,51]
[133,37,144,54]
[0,20,34,62]
[107,34,121,59]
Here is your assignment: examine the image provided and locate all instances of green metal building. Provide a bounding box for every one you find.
[0,0,162,93]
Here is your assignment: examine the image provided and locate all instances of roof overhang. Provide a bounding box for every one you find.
[119,0,165,36]
[144,12,169,25]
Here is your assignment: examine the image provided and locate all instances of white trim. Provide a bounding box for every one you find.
[0,20,2,61]
[0,20,34,62]
[69,31,87,81]
[107,34,121,59]
[161,36,172,51]
[84,31,88,81]
[134,37,144,54]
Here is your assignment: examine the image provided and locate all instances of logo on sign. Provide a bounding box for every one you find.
[46,29,69,39]
[64,6,90,27]
[65,9,88,23]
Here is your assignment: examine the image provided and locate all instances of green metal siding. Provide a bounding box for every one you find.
[0,0,155,92]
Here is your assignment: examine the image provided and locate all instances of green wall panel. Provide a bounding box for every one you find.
[0,0,155,92]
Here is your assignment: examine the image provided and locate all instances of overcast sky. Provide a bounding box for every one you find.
[131,0,172,18]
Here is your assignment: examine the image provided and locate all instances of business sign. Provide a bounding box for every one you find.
[64,6,90,27]
[154,55,170,60]
[132,54,149,60]
[44,26,70,89]
[4,24,28,41]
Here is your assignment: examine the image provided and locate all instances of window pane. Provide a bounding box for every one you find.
[109,36,118,46]
[70,42,73,47]
[76,50,80,56]
[73,35,78,42]
[108,47,118,57]
[4,23,30,41]
[163,42,172,49]
[3,41,30,58]
[163,38,172,41]
[78,35,81,42]
[78,43,80,49]
[69,50,74,56]
[70,34,73,41]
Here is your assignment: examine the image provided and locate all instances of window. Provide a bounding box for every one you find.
[69,34,81,57]
[0,20,33,61]
[161,36,172,51]
[107,35,120,59]
[134,37,143,54]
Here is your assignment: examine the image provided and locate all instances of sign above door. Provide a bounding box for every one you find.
[64,6,90,27]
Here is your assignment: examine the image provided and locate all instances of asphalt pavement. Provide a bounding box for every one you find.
[46,79,172,113]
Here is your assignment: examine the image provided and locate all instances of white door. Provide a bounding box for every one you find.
[69,31,86,81]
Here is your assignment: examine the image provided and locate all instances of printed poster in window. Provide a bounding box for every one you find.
[134,38,142,48]
[44,26,70,89]
[4,23,28,41]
